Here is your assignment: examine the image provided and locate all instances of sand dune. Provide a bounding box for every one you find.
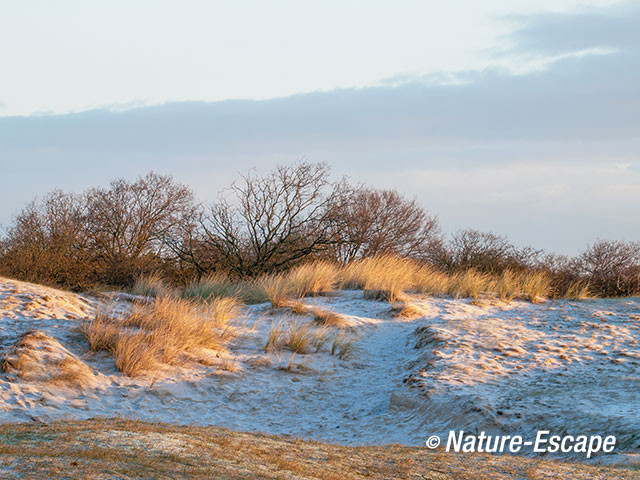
[0,276,638,467]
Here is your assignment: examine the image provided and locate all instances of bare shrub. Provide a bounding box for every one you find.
[200,162,340,277]
[0,191,90,288]
[327,186,441,263]
[443,229,541,274]
[0,173,196,290]
[576,240,640,296]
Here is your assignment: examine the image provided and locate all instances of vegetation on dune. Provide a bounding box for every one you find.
[0,162,637,299]
[81,296,240,376]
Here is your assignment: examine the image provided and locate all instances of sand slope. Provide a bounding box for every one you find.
[0,276,638,466]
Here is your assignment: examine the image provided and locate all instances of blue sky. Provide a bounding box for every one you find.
[0,0,638,254]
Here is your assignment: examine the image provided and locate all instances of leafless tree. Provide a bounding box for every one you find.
[576,240,640,296]
[443,229,542,273]
[327,185,441,263]
[200,162,339,276]
[0,191,89,287]
[84,172,195,284]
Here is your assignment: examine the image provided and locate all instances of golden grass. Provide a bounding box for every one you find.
[493,269,521,302]
[81,306,121,352]
[260,273,294,308]
[413,265,450,295]
[209,296,243,326]
[341,255,417,302]
[113,331,159,376]
[390,301,425,319]
[265,320,333,355]
[287,261,339,297]
[264,322,285,353]
[447,270,490,300]
[183,273,270,305]
[520,271,553,303]
[330,332,356,359]
[563,280,591,299]
[312,307,350,327]
[285,321,316,354]
[179,256,561,310]
[82,296,239,376]
[132,273,173,298]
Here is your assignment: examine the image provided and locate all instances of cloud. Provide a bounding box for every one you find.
[0,2,638,253]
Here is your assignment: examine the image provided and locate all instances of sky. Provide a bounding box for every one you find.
[0,0,638,255]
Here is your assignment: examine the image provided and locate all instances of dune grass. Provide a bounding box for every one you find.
[287,261,339,297]
[563,280,591,299]
[520,271,554,303]
[131,272,174,298]
[81,296,240,376]
[265,320,336,356]
[183,273,270,304]
[144,256,571,320]
[342,255,416,302]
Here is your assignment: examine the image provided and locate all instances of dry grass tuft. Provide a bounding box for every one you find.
[259,274,294,308]
[82,296,238,376]
[113,331,159,376]
[264,322,285,353]
[520,271,553,302]
[331,333,356,359]
[563,280,591,300]
[285,321,315,354]
[209,296,243,326]
[287,261,339,297]
[183,273,269,305]
[81,306,121,352]
[312,307,350,327]
[265,320,331,355]
[341,255,417,303]
[413,266,450,296]
[390,302,425,319]
[132,273,174,298]
[1,330,97,387]
[493,270,521,303]
[447,270,489,300]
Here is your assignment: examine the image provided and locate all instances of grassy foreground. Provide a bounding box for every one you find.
[0,420,636,479]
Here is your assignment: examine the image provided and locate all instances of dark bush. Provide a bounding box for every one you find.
[327,185,442,263]
[575,240,640,296]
